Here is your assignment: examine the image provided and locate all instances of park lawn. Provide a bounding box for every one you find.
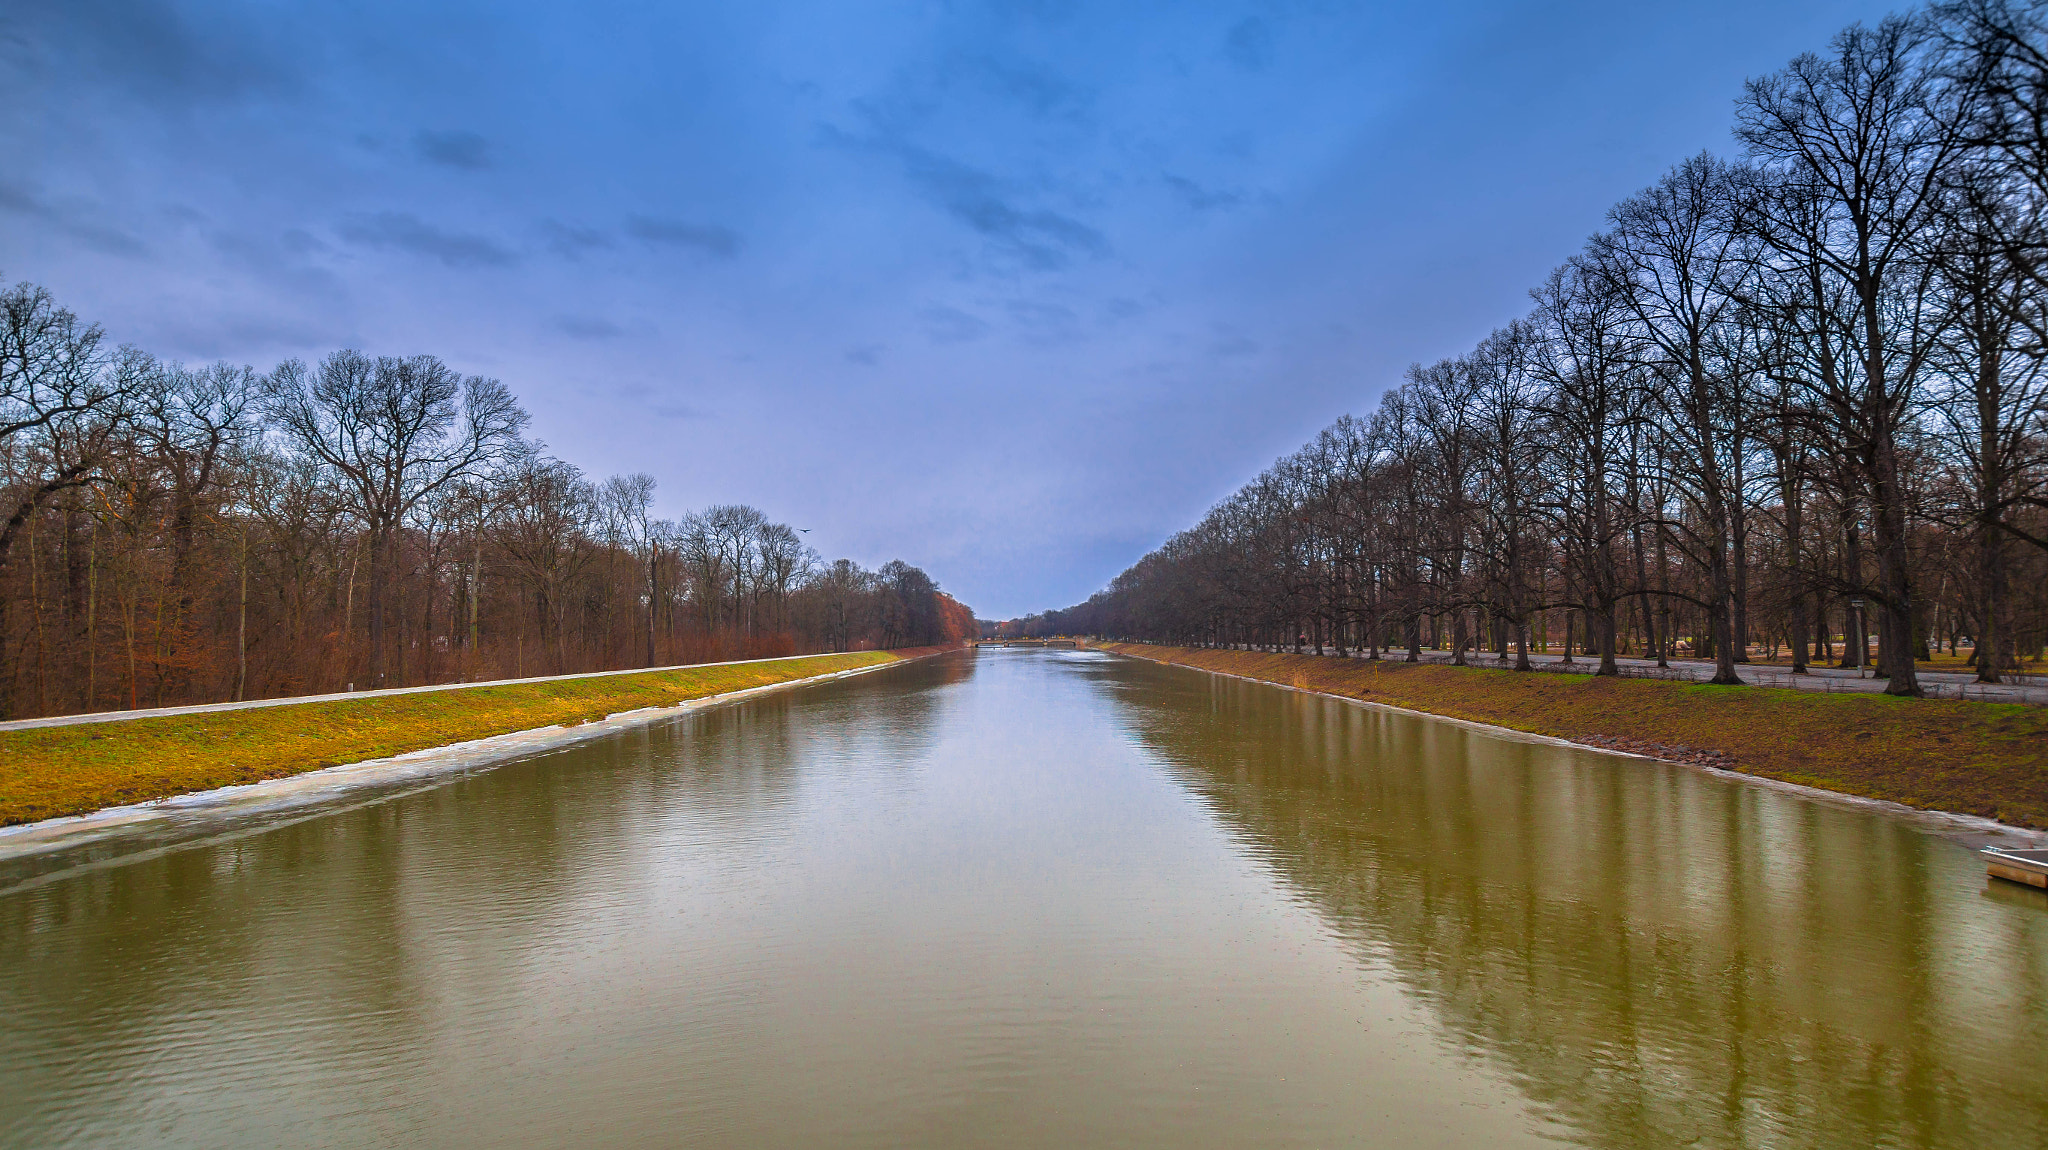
[0,651,909,826]
[1101,643,2048,829]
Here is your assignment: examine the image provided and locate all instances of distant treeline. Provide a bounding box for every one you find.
[0,282,972,720]
[1014,3,2048,696]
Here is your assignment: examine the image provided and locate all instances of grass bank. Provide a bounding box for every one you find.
[1,650,930,826]
[1101,643,2048,830]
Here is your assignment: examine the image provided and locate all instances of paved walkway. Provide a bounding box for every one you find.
[0,652,866,734]
[1511,652,2045,704]
[1251,646,2048,705]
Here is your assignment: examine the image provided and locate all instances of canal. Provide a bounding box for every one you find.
[2,649,2045,1147]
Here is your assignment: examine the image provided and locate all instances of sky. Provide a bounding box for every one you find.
[3,0,1902,619]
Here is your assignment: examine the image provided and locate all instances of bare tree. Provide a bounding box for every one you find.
[600,472,660,667]
[266,352,527,688]
[0,283,136,716]
[1737,17,1968,694]
[1593,153,1753,685]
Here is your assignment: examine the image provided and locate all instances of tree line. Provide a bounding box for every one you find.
[1016,2,2048,697]
[0,286,973,720]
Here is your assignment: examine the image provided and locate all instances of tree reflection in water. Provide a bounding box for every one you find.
[1102,658,2048,1149]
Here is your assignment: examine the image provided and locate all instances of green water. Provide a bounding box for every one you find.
[2,650,2043,1148]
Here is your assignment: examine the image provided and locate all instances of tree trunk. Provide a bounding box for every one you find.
[366,523,390,689]
[1864,315,1921,696]
[235,526,248,702]
[646,549,658,668]
[1781,462,1808,674]
[1729,447,1751,666]
[1977,527,2010,683]
[1597,600,1619,677]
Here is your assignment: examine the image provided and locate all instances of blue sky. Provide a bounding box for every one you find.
[3,0,1898,618]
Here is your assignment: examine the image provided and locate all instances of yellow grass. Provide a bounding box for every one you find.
[1102,643,2048,829]
[0,652,903,826]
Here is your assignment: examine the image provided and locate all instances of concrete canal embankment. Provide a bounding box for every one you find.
[1098,642,2048,836]
[0,648,958,830]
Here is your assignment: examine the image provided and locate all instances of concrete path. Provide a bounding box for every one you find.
[0,651,871,734]
[1265,647,2048,705]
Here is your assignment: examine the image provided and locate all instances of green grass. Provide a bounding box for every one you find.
[0,652,904,825]
[1103,643,2048,829]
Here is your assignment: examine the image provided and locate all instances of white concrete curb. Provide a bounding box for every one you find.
[0,654,939,869]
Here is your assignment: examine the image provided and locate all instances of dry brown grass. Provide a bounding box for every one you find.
[1103,643,2048,829]
[0,651,919,826]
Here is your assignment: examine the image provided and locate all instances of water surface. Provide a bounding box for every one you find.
[3,650,2044,1148]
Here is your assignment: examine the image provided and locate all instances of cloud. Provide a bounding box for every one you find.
[1225,17,1275,72]
[653,402,709,420]
[1100,297,1145,323]
[558,315,625,339]
[4,0,300,106]
[335,211,516,268]
[624,216,740,257]
[540,220,613,258]
[0,182,150,257]
[920,305,990,344]
[1210,331,1261,358]
[823,107,1105,272]
[1006,298,1080,343]
[413,129,491,170]
[986,0,1082,24]
[200,225,343,299]
[1164,174,1244,212]
[201,312,341,356]
[888,144,1106,271]
[846,344,883,365]
[970,56,1092,123]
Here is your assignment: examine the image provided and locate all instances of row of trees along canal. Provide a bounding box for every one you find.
[0,291,975,720]
[1014,3,2048,697]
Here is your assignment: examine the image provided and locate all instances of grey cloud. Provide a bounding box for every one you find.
[970,57,1092,123]
[846,344,883,365]
[0,182,150,258]
[202,226,344,300]
[824,84,1107,272]
[558,315,625,339]
[920,305,990,344]
[7,0,300,105]
[1199,316,1263,361]
[541,220,614,258]
[986,0,1081,23]
[890,144,1106,271]
[1164,174,1244,212]
[653,402,709,420]
[336,211,516,268]
[1225,17,1275,71]
[1007,299,1080,343]
[625,216,740,258]
[413,130,491,170]
[1101,297,1145,323]
[193,312,342,357]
